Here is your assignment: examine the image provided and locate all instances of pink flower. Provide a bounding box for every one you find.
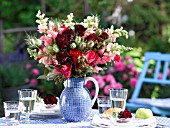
[158,73,162,79]
[98,79,105,89]
[147,69,153,74]
[58,25,68,34]
[104,74,116,83]
[128,63,135,70]
[122,74,128,81]
[98,47,106,56]
[107,67,115,73]
[25,78,30,83]
[84,50,98,65]
[104,85,112,95]
[30,79,38,86]
[92,75,103,81]
[47,29,58,39]
[130,77,137,88]
[106,43,115,51]
[168,69,170,75]
[40,87,45,92]
[86,81,92,89]
[114,61,126,71]
[93,66,103,73]
[82,28,95,39]
[92,75,105,88]
[32,69,39,76]
[132,69,139,78]
[40,35,52,46]
[26,63,32,69]
[39,56,52,66]
[124,56,132,61]
[38,24,47,33]
[115,82,122,89]
[91,89,96,97]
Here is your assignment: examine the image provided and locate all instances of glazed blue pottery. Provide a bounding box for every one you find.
[59,77,99,122]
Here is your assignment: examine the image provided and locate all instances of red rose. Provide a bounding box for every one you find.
[44,94,58,104]
[113,54,120,62]
[56,52,69,65]
[69,49,82,63]
[85,33,103,42]
[123,110,132,118]
[55,29,74,49]
[74,24,86,36]
[118,109,132,118]
[59,63,72,78]
[101,32,109,39]
[84,50,98,65]
[75,63,82,70]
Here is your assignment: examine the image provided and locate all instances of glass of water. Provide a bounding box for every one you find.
[109,88,128,111]
[3,101,20,126]
[18,89,37,123]
[97,96,111,114]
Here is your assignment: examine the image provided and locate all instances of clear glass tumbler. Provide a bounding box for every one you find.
[97,96,111,114]
[18,89,37,123]
[109,88,128,111]
[3,101,20,126]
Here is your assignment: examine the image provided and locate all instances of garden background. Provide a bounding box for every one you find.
[0,0,170,116]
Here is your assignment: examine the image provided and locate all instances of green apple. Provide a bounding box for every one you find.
[136,108,153,119]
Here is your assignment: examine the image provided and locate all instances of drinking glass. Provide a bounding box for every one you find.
[18,89,37,123]
[109,88,128,111]
[97,96,111,114]
[3,101,20,126]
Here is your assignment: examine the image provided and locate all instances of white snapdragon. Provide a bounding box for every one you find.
[83,15,99,28]
[64,13,75,29]
[36,39,43,46]
[67,13,74,22]
[36,10,49,33]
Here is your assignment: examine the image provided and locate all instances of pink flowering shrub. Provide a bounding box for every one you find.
[86,55,139,99]
[24,63,40,87]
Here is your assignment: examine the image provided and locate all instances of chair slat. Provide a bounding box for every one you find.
[162,61,169,80]
[154,61,161,80]
[131,61,149,99]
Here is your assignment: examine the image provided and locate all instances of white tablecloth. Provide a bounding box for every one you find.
[0,110,170,128]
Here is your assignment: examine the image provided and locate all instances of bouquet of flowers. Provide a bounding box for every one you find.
[26,10,131,84]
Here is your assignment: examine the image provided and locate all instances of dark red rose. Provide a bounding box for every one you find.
[123,110,132,118]
[55,29,74,49]
[113,54,120,62]
[44,94,58,104]
[86,33,103,42]
[75,63,82,70]
[84,50,99,66]
[118,109,132,118]
[101,32,109,39]
[74,24,86,36]
[56,52,70,65]
[69,49,82,63]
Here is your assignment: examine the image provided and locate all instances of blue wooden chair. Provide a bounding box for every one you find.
[126,52,170,116]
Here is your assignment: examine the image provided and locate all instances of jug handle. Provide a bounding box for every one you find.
[85,77,99,107]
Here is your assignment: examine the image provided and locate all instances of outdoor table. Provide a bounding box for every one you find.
[0,109,170,128]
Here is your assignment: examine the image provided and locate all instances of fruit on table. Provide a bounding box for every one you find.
[136,108,153,119]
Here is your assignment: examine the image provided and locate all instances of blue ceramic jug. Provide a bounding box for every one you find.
[59,77,99,122]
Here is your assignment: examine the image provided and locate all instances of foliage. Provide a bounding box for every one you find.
[121,0,170,53]
[26,11,130,84]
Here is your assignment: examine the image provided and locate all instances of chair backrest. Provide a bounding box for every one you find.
[131,52,170,99]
